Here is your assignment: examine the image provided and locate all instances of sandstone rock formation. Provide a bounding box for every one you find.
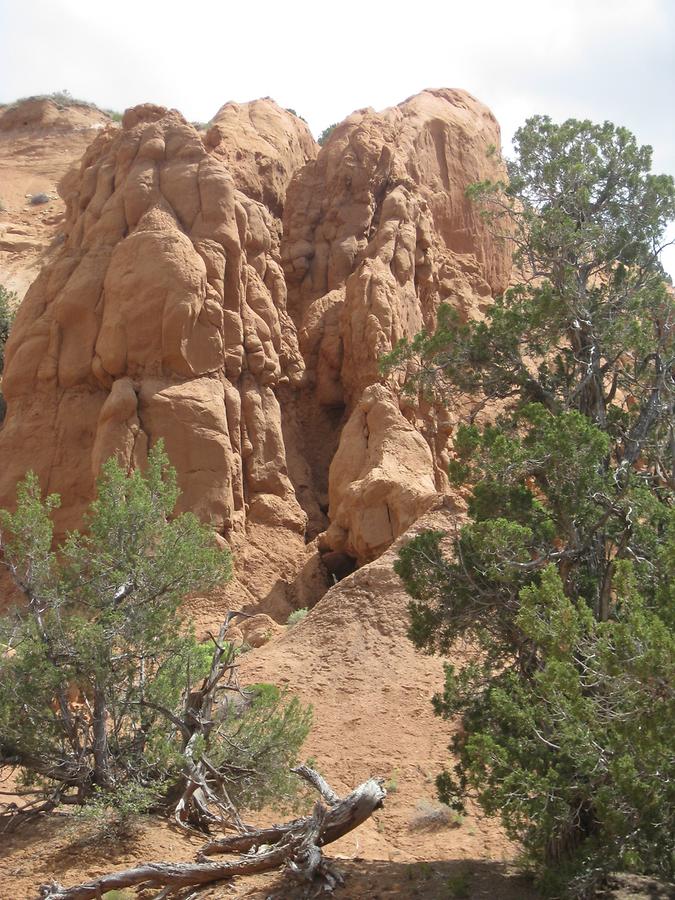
[1,102,311,539]
[205,99,317,217]
[282,88,508,321]
[322,384,437,565]
[0,88,508,609]
[282,88,508,562]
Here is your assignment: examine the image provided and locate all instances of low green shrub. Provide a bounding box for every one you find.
[0,283,16,372]
[286,607,308,627]
[318,123,338,145]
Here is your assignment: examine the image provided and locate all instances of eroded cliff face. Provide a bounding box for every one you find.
[0,88,508,606]
[283,88,509,563]
[205,99,317,219]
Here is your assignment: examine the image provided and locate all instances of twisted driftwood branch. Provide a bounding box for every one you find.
[38,768,386,899]
[200,772,384,857]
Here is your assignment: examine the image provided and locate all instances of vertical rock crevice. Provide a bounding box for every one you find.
[281,87,510,565]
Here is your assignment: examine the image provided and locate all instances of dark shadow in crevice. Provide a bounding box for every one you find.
[321,550,357,584]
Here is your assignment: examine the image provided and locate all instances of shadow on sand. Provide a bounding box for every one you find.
[219,856,541,899]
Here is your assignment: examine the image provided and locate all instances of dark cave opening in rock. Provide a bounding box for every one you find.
[320,550,357,584]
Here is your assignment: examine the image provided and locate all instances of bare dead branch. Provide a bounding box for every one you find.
[200,773,386,856]
[291,765,341,805]
[37,770,386,899]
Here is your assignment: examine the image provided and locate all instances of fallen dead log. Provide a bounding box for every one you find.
[38,768,386,899]
[200,767,385,857]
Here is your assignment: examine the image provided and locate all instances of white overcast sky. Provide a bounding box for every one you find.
[1,0,674,272]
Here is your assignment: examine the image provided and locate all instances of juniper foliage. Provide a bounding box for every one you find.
[384,117,675,896]
[0,444,311,823]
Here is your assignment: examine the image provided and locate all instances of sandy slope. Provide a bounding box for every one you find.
[3,507,670,897]
[1,505,537,899]
[0,98,112,300]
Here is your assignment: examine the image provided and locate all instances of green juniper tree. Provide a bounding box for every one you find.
[0,443,312,830]
[0,284,16,423]
[318,123,338,146]
[0,283,16,373]
[384,117,675,897]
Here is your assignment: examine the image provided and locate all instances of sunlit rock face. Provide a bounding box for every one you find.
[282,88,509,562]
[0,88,509,579]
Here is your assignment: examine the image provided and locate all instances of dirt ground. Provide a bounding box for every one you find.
[0,813,539,900]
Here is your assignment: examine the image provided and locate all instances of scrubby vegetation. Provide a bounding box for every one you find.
[0,442,312,830]
[286,107,308,123]
[385,117,675,897]
[318,122,338,145]
[286,607,309,627]
[0,283,15,373]
[410,798,463,831]
[39,90,90,108]
[3,89,121,122]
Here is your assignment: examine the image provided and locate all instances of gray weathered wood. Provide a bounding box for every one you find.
[200,774,385,856]
[37,770,386,899]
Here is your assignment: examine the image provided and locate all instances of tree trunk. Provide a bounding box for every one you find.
[91,684,111,790]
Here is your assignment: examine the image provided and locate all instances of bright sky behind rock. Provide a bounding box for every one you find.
[1,0,673,272]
